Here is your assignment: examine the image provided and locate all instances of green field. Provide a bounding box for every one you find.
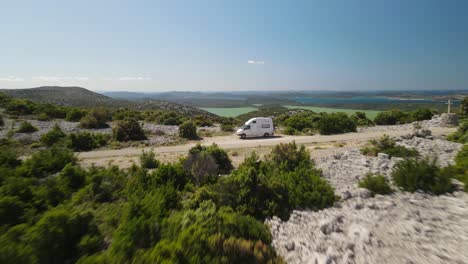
[284,105,381,119]
[200,107,258,117]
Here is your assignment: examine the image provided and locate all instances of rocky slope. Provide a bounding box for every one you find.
[266,130,466,264]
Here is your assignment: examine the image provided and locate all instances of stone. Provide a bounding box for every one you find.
[341,190,352,200]
[285,241,295,251]
[319,216,343,235]
[377,153,390,160]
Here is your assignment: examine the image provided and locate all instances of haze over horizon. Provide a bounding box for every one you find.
[1,0,467,92]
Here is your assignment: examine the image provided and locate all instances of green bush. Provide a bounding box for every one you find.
[352,112,374,126]
[5,99,37,115]
[183,151,219,185]
[40,124,66,146]
[139,150,160,169]
[317,112,357,135]
[28,208,102,264]
[188,144,233,174]
[220,123,234,132]
[79,108,111,129]
[442,145,468,191]
[284,126,298,135]
[67,132,109,151]
[112,108,142,121]
[113,118,146,142]
[193,115,213,127]
[16,121,38,133]
[358,174,393,196]
[447,121,468,144]
[459,96,468,117]
[179,121,198,139]
[392,158,452,194]
[16,147,75,178]
[374,110,408,125]
[411,108,436,121]
[361,135,419,158]
[65,108,87,122]
[143,110,184,125]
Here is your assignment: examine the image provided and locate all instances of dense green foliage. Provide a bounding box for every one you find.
[278,110,357,135]
[351,111,374,126]
[16,121,38,133]
[40,124,66,146]
[317,112,357,135]
[112,118,146,142]
[361,135,419,158]
[66,132,110,151]
[358,174,393,196]
[142,110,185,125]
[0,138,339,263]
[139,149,160,169]
[374,109,436,125]
[179,121,198,139]
[79,108,111,129]
[460,97,468,117]
[447,120,468,144]
[392,158,452,195]
[442,145,468,191]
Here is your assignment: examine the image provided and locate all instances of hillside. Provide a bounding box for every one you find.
[0,86,218,117]
[0,86,120,107]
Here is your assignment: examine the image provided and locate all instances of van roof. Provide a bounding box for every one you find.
[246,117,272,122]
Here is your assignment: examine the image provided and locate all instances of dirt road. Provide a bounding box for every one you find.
[78,127,456,167]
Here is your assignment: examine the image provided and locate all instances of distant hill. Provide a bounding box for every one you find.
[0,86,120,107]
[0,86,218,117]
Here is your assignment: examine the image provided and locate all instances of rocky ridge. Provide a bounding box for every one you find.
[266,125,466,264]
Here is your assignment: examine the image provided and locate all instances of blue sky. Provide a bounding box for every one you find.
[1,0,467,91]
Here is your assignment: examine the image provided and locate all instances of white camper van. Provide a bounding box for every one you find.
[236,117,274,139]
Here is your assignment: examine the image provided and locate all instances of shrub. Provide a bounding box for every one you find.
[67,132,109,151]
[361,135,419,158]
[193,115,213,127]
[374,110,408,125]
[284,126,298,135]
[16,147,75,178]
[411,108,436,121]
[16,121,38,133]
[317,112,356,135]
[139,150,160,169]
[442,145,468,191]
[79,108,111,129]
[112,108,142,121]
[152,163,188,190]
[447,121,468,144]
[459,96,468,117]
[65,108,87,122]
[358,174,392,196]
[179,121,197,139]
[283,111,316,131]
[5,99,37,115]
[0,115,4,127]
[143,110,184,125]
[220,123,234,132]
[188,144,233,174]
[40,124,66,146]
[183,152,219,185]
[351,112,374,126]
[113,118,146,142]
[392,158,452,194]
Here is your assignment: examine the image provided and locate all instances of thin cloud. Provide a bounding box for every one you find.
[0,76,24,82]
[247,60,265,65]
[118,76,152,81]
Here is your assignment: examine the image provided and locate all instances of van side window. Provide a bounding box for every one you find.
[261,124,270,128]
[244,125,251,129]
[252,121,256,123]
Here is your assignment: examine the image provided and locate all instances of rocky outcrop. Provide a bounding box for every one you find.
[267,136,466,264]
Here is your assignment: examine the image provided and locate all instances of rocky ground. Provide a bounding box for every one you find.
[266,127,466,264]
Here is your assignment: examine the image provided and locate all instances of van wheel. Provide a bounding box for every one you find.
[240,134,246,139]
[263,133,269,137]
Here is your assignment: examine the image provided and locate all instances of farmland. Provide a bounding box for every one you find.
[284,105,382,119]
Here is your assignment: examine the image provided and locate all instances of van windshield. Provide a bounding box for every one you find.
[242,125,251,130]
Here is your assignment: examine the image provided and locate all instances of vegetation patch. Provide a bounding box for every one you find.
[361,135,419,158]
[358,173,393,196]
[179,121,198,139]
[16,121,38,133]
[392,158,452,195]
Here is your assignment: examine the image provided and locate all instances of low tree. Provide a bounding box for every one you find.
[139,149,160,169]
[79,108,111,129]
[16,121,38,133]
[113,118,146,142]
[317,112,357,135]
[40,124,66,146]
[358,173,392,196]
[179,121,198,139]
